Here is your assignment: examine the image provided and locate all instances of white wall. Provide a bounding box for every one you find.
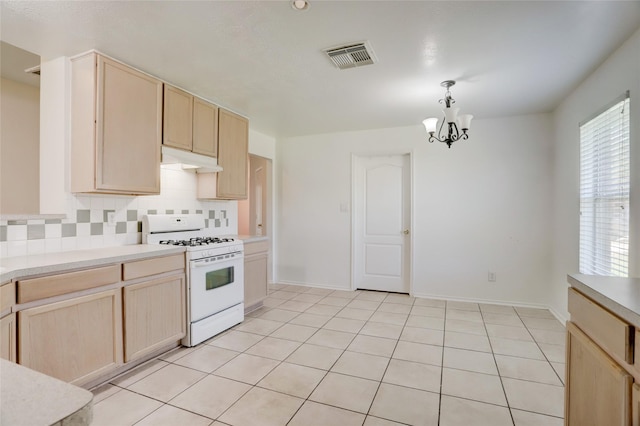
[550,28,640,319]
[276,114,555,308]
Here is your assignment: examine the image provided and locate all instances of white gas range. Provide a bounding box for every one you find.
[143,214,244,347]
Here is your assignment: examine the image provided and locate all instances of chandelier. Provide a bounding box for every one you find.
[422,80,473,148]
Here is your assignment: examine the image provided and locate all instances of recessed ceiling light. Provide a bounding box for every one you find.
[291,0,310,11]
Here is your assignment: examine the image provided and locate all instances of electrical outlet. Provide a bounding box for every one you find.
[107,212,116,226]
[488,271,496,282]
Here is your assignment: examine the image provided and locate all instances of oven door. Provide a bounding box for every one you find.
[189,255,244,322]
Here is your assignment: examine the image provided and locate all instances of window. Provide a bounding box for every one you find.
[579,92,630,277]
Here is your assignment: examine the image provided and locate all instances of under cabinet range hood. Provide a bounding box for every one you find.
[161,146,223,173]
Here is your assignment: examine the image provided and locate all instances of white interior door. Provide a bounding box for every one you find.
[353,154,410,293]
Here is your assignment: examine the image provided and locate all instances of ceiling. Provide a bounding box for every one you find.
[1,1,639,138]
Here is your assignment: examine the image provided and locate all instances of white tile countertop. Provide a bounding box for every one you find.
[568,274,640,326]
[0,244,185,283]
[0,359,93,425]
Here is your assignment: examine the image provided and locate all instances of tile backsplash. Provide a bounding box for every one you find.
[0,165,237,258]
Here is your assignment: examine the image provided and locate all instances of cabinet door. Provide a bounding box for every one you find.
[244,253,268,311]
[0,313,16,362]
[163,84,193,151]
[96,55,162,193]
[565,321,631,426]
[217,108,248,199]
[123,274,186,362]
[633,383,640,426]
[18,289,123,386]
[193,97,218,157]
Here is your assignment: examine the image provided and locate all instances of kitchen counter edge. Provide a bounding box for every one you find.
[236,235,269,244]
[568,273,640,326]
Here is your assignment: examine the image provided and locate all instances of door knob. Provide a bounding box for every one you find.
[403,229,409,235]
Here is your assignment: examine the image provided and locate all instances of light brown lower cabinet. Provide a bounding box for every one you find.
[0,312,17,362]
[123,274,186,362]
[633,383,640,426]
[18,289,123,386]
[565,321,632,426]
[244,240,269,312]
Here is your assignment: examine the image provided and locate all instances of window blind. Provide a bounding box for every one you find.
[579,93,630,277]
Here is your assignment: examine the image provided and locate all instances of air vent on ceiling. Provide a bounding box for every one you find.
[24,65,40,76]
[323,41,376,70]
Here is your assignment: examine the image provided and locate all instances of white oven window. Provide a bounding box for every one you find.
[206,266,235,290]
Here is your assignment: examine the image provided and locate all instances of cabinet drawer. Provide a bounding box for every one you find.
[17,265,121,304]
[244,240,269,256]
[568,287,633,364]
[123,254,185,281]
[1,282,15,312]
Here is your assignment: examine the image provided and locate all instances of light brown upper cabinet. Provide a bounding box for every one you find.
[215,108,249,199]
[71,52,162,195]
[163,84,218,157]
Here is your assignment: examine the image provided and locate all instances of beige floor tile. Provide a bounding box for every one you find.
[306,329,356,349]
[289,312,332,327]
[128,364,206,402]
[383,359,441,392]
[364,415,406,425]
[135,404,212,426]
[285,343,344,370]
[446,309,483,323]
[305,304,343,316]
[303,287,334,296]
[511,408,564,426]
[235,318,284,335]
[219,387,304,426]
[522,316,565,332]
[269,290,299,300]
[245,336,301,360]
[323,317,366,333]
[489,336,546,360]
[159,345,198,362]
[91,383,121,404]
[246,306,269,318]
[529,328,566,345]
[262,297,286,308]
[400,326,444,346]
[170,375,250,419]
[502,377,564,417]
[347,299,382,311]
[258,361,326,398]
[309,372,379,413]
[445,318,487,335]
[392,340,442,366]
[173,345,239,373]
[445,330,492,352]
[515,307,555,319]
[329,289,360,299]
[110,359,169,387]
[277,300,314,312]
[410,306,446,318]
[92,390,162,426]
[317,296,352,307]
[538,342,566,363]
[495,355,562,385]
[288,401,366,426]
[446,301,480,312]
[443,347,498,375]
[439,395,512,426]
[257,308,301,322]
[384,294,415,305]
[347,334,397,357]
[481,312,524,327]
[413,297,446,308]
[331,350,390,380]
[369,311,409,326]
[485,323,534,341]
[213,353,280,385]
[369,383,440,426]
[479,303,516,314]
[336,307,375,321]
[405,315,445,330]
[293,293,325,303]
[357,291,388,302]
[441,367,507,406]
[360,321,404,339]
[377,302,412,314]
[269,323,318,342]
[551,362,565,384]
[208,330,264,352]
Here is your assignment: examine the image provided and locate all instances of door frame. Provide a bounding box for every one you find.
[350,151,414,295]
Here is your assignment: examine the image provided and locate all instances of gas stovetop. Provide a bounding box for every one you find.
[159,237,235,247]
